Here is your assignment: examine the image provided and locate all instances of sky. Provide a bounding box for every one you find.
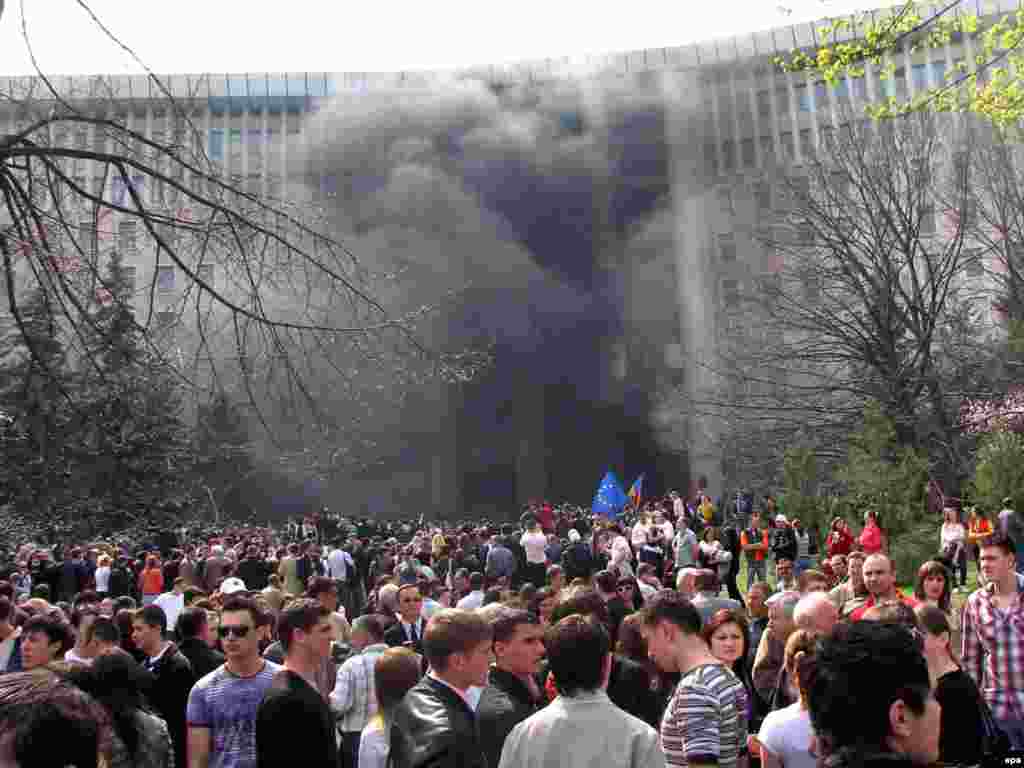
[0,0,898,77]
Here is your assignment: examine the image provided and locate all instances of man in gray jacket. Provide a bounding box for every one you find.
[498,615,664,768]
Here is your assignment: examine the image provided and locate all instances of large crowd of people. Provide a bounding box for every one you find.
[0,490,1019,768]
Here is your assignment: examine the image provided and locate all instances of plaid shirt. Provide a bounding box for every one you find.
[961,579,1024,721]
[330,643,389,733]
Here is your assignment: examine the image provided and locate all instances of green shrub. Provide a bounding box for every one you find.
[890,521,940,585]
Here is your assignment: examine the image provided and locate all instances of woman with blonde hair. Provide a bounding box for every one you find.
[756,629,818,768]
[358,647,423,768]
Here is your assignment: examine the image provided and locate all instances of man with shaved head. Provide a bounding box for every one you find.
[849,553,918,621]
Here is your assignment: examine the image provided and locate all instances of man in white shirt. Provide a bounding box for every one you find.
[327,542,354,581]
[456,572,487,610]
[153,577,187,636]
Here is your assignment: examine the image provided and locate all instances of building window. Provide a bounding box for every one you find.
[123,265,137,293]
[912,63,929,90]
[757,89,772,116]
[814,82,829,110]
[965,248,983,277]
[719,234,737,263]
[722,278,740,309]
[834,78,850,102]
[118,220,137,254]
[759,135,774,161]
[156,265,175,292]
[79,219,97,254]
[920,205,936,235]
[156,311,177,329]
[722,141,736,173]
[718,187,735,215]
[756,181,771,211]
[197,263,215,284]
[804,272,821,302]
[795,83,811,112]
[799,129,813,160]
[705,144,719,177]
[776,86,790,113]
[741,138,756,168]
[780,132,795,161]
[853,77,868,100]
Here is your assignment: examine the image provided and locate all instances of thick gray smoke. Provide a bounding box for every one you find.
[287,70,706,518]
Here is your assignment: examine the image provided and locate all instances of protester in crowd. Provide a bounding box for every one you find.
[962,531,1024,747]
[520,519,548,589]
[915,603,986,766]
[132,604,192,768]
[796,570,829,594]
[176,606,224,681]
[389,609,491,768]
[756,629,818,768]
[358,647,423,768]
[153,577,187,638]
[615,612,672,724]
[940,507,968,591]
[790,519,811,577]
[331,614,389,768]
[774,557,797,593]
[691,569,742,624]
[638,590,746,768]
[850,554,918,621]
[64,649,175,768]
[255,599,337,768]
[82,614,122,659]
[703,608,758,731]
[741,511,770,586]
[858,510,885,555]
[94,554,112,596]
[805,621,939,768]
[825,518,854,559]
[478,608,546,768]
[456,572,487,611]
[967,507,993,577]
[21,612,73,670]
[66,607,99,664]
[139,556,164,607]
[0,668,107,768]
[746,581,772,668]
[498,614,665,768]
[829,550,868,618]
[186,595,281,768]
[753,591,799,707]
[826,554,847,589]
[912,560,960,654]
[384,583,426,653]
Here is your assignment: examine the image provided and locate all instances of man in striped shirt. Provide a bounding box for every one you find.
[962,532,1024,748]
[330,615,389,768]
[638,590,746,768]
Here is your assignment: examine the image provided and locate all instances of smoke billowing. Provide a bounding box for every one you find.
[291,70,704,518]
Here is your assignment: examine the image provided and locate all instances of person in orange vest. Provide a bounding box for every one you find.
[138,555,164,606]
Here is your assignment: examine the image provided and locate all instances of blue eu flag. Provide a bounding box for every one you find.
[592,471,628,519]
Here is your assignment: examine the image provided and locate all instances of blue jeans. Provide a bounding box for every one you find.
[795,557,812,577]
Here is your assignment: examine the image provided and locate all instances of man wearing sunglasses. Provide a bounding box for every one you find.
[187,595,281,768]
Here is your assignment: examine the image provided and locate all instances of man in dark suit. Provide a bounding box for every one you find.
[176,606,225,680]
[390,609,491,768]
[384,583,426,654]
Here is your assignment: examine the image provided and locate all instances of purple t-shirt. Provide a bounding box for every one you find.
[186,661,281,768]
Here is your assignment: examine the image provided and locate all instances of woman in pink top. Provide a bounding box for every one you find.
[858,510,884,554]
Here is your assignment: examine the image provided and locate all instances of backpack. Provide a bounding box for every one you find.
[771,527,797,560]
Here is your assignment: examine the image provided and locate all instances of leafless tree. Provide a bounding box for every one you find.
[0,3,486,481]
[696,114,1001,492]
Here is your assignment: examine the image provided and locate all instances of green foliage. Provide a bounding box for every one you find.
[780,445,825,537]
[837,401,929,540]
[971,429,1024,514]
[890,520,941,585]
[771,1,1024,129]
[194,392,256,520]
[0,253,194,533]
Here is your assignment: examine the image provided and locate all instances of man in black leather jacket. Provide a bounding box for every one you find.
[477,609,545,767]
[389,609,493,768]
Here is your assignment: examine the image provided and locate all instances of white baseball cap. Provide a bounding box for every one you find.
[775,514,788,524]
[220,577,247,595]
